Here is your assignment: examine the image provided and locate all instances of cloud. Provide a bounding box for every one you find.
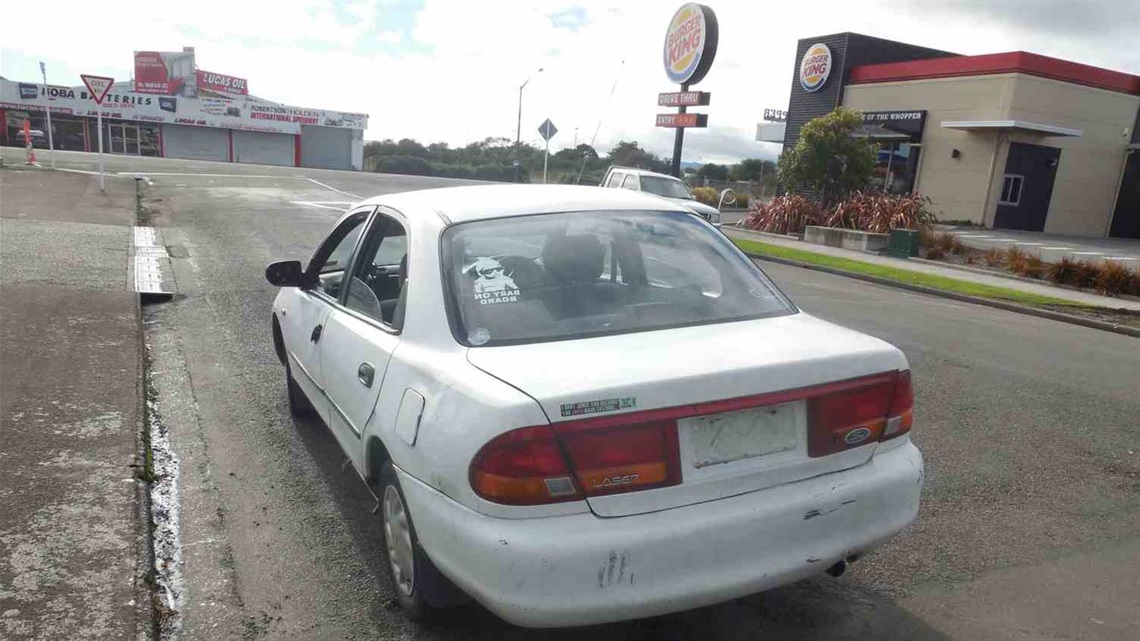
[2,0,1136,165]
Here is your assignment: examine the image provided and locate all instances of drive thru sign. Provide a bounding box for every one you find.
[80,74,114,190]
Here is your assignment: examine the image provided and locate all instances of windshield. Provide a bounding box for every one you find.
[640,176,694,199]
[441,210,796,346]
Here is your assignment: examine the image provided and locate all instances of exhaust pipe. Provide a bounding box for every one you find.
[825,560,846,577]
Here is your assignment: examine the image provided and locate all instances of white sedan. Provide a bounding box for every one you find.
[266,185,922,628]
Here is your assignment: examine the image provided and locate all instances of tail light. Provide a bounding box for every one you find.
[471,370,914,505]
[882,369,914,440]
[470,418,681,505]
[807,370,914,457]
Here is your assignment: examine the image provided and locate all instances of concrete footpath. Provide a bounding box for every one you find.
[724,225,1140,311]
[0,168,151,639]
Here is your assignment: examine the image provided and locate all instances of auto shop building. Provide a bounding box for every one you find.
[0,49,368,171]
[758,33,1140,239]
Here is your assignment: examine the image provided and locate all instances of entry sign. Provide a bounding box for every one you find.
[80,74,115,105]
[656,113,708,128]
[538,119,558,142]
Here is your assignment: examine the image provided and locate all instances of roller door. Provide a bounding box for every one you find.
[233,130,294,166]
[301,125,352,170]
[162,124,228,162]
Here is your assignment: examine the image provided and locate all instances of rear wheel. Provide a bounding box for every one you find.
[285,360,315,418]
[378,462,433,621]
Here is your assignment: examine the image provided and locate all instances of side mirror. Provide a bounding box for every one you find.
[265,260,310,288]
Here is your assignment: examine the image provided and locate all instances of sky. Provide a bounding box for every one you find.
[2,0,1138,165]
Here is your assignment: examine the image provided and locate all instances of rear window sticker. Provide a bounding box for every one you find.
[468,327,491,346]
[466,257,519,305]
[560,397,637,418]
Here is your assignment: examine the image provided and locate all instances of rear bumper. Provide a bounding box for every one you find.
[398,439,923,628]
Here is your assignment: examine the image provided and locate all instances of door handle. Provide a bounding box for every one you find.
[358,363,375,388]
[310,324,323,343]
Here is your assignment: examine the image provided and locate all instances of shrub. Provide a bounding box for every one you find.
[822,190,937,233]
[983,248,1004,268]
[1095,261,1134,297]
[1074,261,1101,289]
[739,195,822,235]
[923,245,946,260]
[691,186,719,206]
[1005,246,1028,275]
[1022,255,1046,279]
[732,192,750,209]
[1047,257,1081,286]
[934,232,957,254]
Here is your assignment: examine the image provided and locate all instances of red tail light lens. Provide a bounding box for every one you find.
[554,420,681,496]
[807,373,895,457]
[882,369,914,440]
[469,425,579,505]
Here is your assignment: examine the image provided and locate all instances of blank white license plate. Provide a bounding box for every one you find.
[684,402,801,469]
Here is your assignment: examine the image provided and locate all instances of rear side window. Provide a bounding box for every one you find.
[441,210,795,346]
[606,172,624,188]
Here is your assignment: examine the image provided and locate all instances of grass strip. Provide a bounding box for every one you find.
[733,238,1091,309]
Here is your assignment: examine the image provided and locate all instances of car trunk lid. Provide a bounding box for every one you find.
[466,313,908,517]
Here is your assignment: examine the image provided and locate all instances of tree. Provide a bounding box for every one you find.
[607,141,670,173]
[730,159,775,183]
[777,107,876,203]
[697,163,729,182]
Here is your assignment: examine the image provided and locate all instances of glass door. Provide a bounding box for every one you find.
[105,123,142,155]
[106,123,125,154]
[123,124,141,155]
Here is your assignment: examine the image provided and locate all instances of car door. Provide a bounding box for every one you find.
[319,209,409,472]
[279,207,372,423]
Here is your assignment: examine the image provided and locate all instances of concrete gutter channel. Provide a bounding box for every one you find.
[0,166,180,640]
[724,227,1140,339]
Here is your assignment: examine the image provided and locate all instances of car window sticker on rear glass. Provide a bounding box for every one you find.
[468,327,491,346]
[465,257,520,306]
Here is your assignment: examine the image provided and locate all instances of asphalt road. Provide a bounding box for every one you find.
[23,152,1137,640]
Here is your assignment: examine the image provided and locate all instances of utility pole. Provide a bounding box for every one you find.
[39,62,55,168]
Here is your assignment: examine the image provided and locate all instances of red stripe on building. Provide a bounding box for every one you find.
[228,129,234,162]
[294,134,301,167]
[848,51,1140,95]
[0,110,6,145]
[83,118,90,152]
[158,124,164,157]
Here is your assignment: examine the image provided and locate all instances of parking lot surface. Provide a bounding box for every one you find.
[7,151,1137,640]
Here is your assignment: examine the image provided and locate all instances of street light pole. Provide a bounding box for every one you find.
[514,67,543,183]
[39,62,55,168]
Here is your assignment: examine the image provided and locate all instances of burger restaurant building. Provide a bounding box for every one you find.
[758,33,1140,239]
[1,48,368,171]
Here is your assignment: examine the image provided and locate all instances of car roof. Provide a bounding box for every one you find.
[362,184,692,224]
[607,166,680,180]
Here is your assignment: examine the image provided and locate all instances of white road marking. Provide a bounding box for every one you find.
[1105,256,1137,261]
[958,234,993,239]
[116,172,284,178]
[307,178,362,199]
[1012,242,1044,246]
[1041,246,1075,250]
[291,201,351,211]
[1070,251,1105,256]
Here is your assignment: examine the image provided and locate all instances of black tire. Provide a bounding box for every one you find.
[285,360,315,418]
[377,462,435,622]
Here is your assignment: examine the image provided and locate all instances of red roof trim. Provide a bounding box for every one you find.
[848,51,1140,95]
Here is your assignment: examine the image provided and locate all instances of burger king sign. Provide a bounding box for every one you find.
[799,43,832,92]
[663,4,719,86]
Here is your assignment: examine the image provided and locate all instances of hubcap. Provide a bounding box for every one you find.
[383,485,415,597]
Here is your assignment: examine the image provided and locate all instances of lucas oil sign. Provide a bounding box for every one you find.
[663,4,718,85]
[799,43,832,92]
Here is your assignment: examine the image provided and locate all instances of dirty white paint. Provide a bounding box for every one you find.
[133,226,174,296]
[146,343,184,639]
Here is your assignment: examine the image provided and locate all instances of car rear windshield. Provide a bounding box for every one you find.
[441,210,796,346]
[640,176,693,199]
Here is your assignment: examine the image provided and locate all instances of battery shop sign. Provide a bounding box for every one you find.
[197,70,248,96]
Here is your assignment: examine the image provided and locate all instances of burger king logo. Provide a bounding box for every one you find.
[799,43,832,93]
[663,4,707,84]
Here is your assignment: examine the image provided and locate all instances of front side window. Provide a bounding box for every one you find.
[442,210,795,346]
[344,215,409,329]
[310,212,367,299]
[640,176,693,200]
[621,174,640,191]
